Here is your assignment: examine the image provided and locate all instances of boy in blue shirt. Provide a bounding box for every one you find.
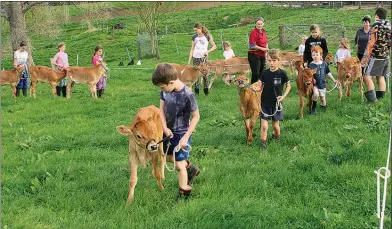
[152,63,201,202]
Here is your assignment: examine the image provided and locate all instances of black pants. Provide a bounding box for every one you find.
[357,53,365,75]
[248,53,266,84]
[16,88,27,97]
[56,86,67,97]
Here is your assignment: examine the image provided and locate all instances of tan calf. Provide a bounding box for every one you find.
[0,65,25,98]
[279,51,302,76]
[116,105,165,204]
[29,66,67,98]
[66,63,108,98]
[233,75,262,145]
[295,61,317,119]
[337,57,363,101]
[169,63,209,88]
[207,57,250,89]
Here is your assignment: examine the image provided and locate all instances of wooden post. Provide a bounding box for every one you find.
[358,1,361,9]
[175,39,179,56]
[76,54,79,66]
[279,25,286,47]
[220,31,224,51]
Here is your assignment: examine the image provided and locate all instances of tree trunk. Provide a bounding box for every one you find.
[8,2,33,66]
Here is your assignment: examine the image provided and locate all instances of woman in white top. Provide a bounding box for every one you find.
[334,38,351,64]
[188,23,216,95]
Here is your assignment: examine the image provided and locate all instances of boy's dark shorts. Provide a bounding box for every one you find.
[260,106,283,121]
[163,133,191,161]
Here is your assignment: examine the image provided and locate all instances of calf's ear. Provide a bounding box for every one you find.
[117,125,132,135]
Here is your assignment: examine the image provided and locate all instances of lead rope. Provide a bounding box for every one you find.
[374,85,391,229]
[164,143,192,172]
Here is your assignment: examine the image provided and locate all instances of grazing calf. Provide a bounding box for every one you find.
[116,105,165,204]
[65,63,108,98]
[207,57,250,89]
[29,66,67,98]
[295,61,317,118]
[279,51,302,76]
[169,63,209,89]
[337,57,363,101]
[233,75,262,144]
[0,66,25,98]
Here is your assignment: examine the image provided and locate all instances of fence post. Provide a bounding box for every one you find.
[220,31,224,51]
[279,25,286,47]
[175,39,179,56]
[76,54,79,66]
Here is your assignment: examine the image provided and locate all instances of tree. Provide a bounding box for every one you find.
[1,2,45,66]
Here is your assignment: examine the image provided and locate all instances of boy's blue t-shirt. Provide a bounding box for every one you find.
[309,61,330,89]
[160,85,198,135]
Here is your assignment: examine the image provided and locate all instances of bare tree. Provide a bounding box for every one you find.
[1,1,45,66]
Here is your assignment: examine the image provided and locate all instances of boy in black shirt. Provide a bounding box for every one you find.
[253,49,291,149]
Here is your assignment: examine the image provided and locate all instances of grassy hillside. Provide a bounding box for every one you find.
[1,2,391,229]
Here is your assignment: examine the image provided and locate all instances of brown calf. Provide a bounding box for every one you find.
[233,75,262,145]
[29,66,67,98]
[169,63,209,88]
[116,105,165,204]
[279,51,302,76]
[66,63,108,98]
[207,57,250,89]
[0,65,25,97]
[337,57,363,101]
[295,61,317,119]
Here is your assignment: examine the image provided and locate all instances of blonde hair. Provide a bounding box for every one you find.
[339,38,350,50]
[223,41,231,49]
[310,24,322,37]
[267,49,280,61]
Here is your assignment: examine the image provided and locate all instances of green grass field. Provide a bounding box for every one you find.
[1,2,391,229]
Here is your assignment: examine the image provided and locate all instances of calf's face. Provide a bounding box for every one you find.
[234,75,249,88]
[117,118,158,152]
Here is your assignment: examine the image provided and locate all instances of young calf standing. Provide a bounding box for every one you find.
[1,66,25,98]
[29,66,67,98]
[116,105,165,204]
[234,75,262,145]
[66,63,108,98]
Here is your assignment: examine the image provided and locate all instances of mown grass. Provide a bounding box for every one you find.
[1,2,391,229]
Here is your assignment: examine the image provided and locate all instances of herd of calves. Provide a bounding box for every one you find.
[1,51,362,111]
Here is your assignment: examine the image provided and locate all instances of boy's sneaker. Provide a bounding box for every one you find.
[176,187,191,203]
[261,141,268,150]
[187,162,200,185]
[271,135,280,143]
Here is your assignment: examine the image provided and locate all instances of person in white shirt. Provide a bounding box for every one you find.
[13,41,30,97]
[188,23,216,95]
[334,38,351,65]
[297,36,307,56]
[222,41,236,83]
[223,41,235,59]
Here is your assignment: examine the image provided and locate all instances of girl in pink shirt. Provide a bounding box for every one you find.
[51,42,69,97]
[92,45,107,98]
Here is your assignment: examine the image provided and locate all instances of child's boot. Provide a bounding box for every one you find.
[22,88,27,97]
[261,140,268,150]
[186,160,200,185]
[364,90,377,103]
[311,101,317,115]
[376,91,385,99]
[203,88,209,96]
[100,89,105,97]
[16,88,21,97]
[320,104,327,111]
[176,187,191,203]
[194,87,199,95]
